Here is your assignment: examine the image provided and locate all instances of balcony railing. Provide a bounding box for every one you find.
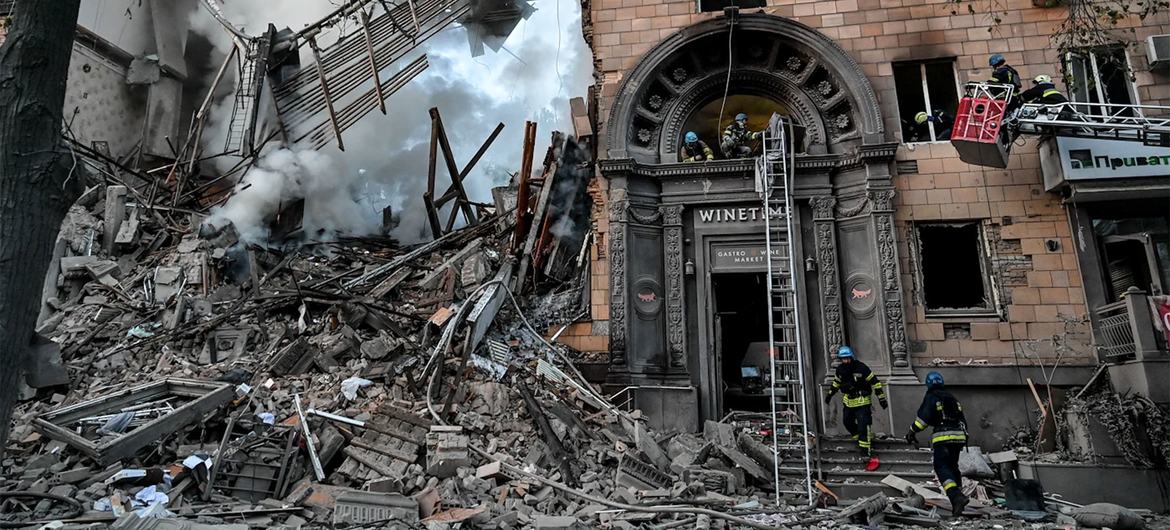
[1096,300,1136,360]
[1093,288,1167,362]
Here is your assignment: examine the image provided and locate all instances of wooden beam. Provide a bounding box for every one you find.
[308,38,344,151]
[430,107,479,225]
[513,121,537,253]
[359,9,387,115]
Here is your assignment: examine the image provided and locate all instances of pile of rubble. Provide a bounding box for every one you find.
[4,139,1168,529]
[1,132,818,530]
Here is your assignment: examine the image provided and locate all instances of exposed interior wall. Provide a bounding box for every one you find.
[572,0,1170,364]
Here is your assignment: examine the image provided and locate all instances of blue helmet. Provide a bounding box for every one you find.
[685,131,698,143]
[837,346,854,359]
[926,371,945,388]
[989,53,1005,67]
[735,112,748,122]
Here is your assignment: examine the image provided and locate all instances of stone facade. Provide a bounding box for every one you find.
[563,0,1170,372]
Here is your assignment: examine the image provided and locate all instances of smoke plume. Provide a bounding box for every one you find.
[194,0,593,244]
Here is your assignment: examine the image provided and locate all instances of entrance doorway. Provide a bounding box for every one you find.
[712,272,771,413]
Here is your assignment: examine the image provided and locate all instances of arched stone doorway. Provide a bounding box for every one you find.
[599,14,912,432]
[604,14,885,162]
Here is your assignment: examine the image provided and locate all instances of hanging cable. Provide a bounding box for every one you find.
[714,17,735,143]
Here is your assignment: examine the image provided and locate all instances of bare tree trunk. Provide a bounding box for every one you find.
[0,0,82,453]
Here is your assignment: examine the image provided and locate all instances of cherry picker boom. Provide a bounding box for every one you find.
[950,82,1170,169]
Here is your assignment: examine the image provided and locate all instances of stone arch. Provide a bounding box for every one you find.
[605,14,884,163]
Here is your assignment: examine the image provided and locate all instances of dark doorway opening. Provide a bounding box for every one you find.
[712,272,771,413]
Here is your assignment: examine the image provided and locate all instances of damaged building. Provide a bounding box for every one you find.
[2,0,1170,527]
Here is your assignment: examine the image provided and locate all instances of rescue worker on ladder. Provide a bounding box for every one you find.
[823,346,887,471]
[914,109,953,141]
[1020,75,1068,104]
[721,113,762,159]
[905,371,971,517]
[681,131,715,162]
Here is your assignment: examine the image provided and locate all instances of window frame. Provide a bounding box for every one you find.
[893,58,962,144]
[910,220,1001,317]
[1063,47,1141,111]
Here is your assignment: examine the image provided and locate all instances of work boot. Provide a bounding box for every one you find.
[947,489,969,517]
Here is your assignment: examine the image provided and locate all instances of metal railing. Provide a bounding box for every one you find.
[1095,300,1136,359]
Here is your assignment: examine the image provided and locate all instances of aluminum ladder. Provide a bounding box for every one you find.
[757,113,814,503]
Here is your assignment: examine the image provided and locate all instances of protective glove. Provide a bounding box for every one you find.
[695,155,705,161]
[904,429,919,449]
[879,397,888,409]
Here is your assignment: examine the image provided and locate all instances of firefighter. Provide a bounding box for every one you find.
[681,131,714,162]
[823,345,887,470]
[914,109,953,141]
[988,53,1021,91]
[905,371,971,517]
[1020,74,1068,104]
[721,113,762,159]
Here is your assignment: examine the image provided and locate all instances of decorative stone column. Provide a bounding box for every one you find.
[811,196,844,367]
[661,204,687,373]
[870,190,911,369]
[608,197,629,375]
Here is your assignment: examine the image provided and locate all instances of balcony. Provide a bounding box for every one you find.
[1094,288,1167,361]
[1094,288,1170,403]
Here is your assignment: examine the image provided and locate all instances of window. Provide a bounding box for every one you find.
[697,0,764,12]
[914,222,995,314]
[1064,48,1137,112]
[893,59,960,143]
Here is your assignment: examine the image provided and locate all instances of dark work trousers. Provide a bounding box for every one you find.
[841,405,873,456]
[933,442,964,494]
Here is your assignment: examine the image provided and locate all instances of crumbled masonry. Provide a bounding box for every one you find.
[5,163,1168,528]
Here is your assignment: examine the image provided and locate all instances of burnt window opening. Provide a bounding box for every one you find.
[1064,47,1137,116]
[697,0,765,13]
[679,94,806,161]
[915,222,994,313]
[893,59,959,144]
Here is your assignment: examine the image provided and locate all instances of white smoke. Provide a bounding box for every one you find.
[194,0,593,244]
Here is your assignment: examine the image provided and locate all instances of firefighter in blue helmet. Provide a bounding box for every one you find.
[681,131,714,162]
[988,53,1021,91]
[824,346,887,470]
[721,113,762,159]
[906,372,971,517]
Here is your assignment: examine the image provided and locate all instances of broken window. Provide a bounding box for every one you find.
[914,222,995,313]
[893,59,959,143]
[1064,47,1137,114]
[697,0,765,12]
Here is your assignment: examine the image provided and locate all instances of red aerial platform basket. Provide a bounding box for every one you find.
[950,83,1014,168]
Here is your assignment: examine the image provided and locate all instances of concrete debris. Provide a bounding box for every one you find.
[5,114,1166,530]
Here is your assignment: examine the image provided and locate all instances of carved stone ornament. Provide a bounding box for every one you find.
[876,214,898,292]
[609,201,628,366]
[816,80,833,96]
[628,206,663,225]
[648,94,664,111]
[835,195,870,219]
[885,299,909,367]
[810,196,836,221]
[816,222,838,299]
[832,114,850,129]
[672,67,688,83]
[662,206,686,369]
[785,56,803,72]
[637,128,652,144]
[868,189,895,212]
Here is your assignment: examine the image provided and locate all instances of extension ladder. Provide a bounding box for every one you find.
[757,114,814,503]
